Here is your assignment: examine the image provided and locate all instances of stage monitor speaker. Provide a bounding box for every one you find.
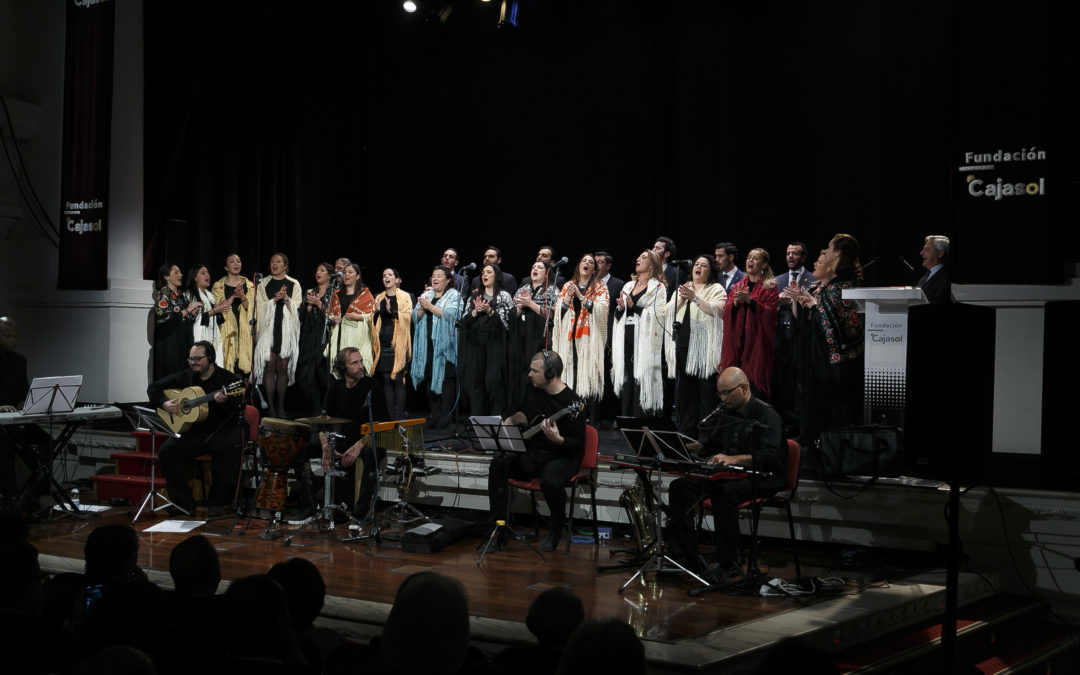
[1040,300,1080,492]
[904,303,995,483]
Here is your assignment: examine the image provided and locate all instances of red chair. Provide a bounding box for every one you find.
[700,438,802,576]
[506,424,599,554]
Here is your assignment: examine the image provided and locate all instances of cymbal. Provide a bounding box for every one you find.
[294,415,352,425]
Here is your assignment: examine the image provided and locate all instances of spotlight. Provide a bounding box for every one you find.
[498,0,518,28]
[403,1,418,13]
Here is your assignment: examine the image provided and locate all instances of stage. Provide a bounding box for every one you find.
[29,501,995,673]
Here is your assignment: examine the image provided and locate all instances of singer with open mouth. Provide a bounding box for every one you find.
[212,253,255,378]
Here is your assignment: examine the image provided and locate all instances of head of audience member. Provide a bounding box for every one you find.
[382,267,402,292]
[184,265,211,296]
[690,254,718,285]
[745,248,776,286]
[717,366,752,413]
[0,317,18,353]
[187,341,217,379]
[155,263,182,292]
[525,587,585,649]
[632,250,664,284]
[334,257,351,274]
[168,534,221,597]
[315,261,334,287]
[528,260,552,288]
[440,248,459,271]
[557,618,646,675]
[224,253,243,278]
[0,542,43,616]
[269,252,290,278]
[479,263,505,295]
[222,574,302,662]
[921,235,949,270]
[786,242,808,271]
[537,246,557,265]
[341,262,362,292]
[594,252,613,280]
[652,236,676,265]
[268,558,327,632]
[569,253,598,288]
[78,646,159,675]
[529,350,564,390]
[714,242,739,273]
[431,265,454,295]
[382,572,470,675]
[825,233,861,282]
[84,524,144,586]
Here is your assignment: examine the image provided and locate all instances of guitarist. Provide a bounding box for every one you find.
[147,341,241,516]
[488,350,586,552]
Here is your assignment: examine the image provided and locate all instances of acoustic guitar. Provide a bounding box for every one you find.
[158,381,245,434]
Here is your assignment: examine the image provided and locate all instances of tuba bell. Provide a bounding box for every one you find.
[619,478,659,553]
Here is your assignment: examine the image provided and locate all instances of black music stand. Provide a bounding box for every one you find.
[125,406,187,522]
[616,425,710,593]
[468,417,544,565]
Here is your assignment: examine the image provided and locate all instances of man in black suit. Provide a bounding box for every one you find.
[714,242,745,292]
[772,241,815,436]
[652,236,684,300]
[471,245,518,295]
[441,247,469,295]
[594,251,624,426]
[521,245,565,290]
[917,235,952,304]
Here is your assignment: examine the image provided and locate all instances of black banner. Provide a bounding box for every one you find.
[58,0,115,290]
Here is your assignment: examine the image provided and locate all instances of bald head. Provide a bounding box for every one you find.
[717,367,751,411]
[0,317,17,352]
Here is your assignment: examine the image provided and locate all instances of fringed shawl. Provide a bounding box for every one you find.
[212,276,255,374]
[663,282,725,378]
[325,286,376,378]
[253,274,303,385]
[372,291,414,379]
[719,277,779,397]
[612,277,667,413]
[410,288,464,394]
[188,287,224,367]
[552,280,609,400]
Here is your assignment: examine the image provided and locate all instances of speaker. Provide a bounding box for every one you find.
[1041,300,1080,492]
[904,303,995,482]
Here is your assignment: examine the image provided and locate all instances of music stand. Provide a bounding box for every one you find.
[124,406,187,522]
[21,376,82,416]
[614,422,710,593]
[468,417,543,565]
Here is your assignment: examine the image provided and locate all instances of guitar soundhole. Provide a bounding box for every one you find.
[180,401,190,414]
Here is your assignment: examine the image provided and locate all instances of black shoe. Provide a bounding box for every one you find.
[540,527,564,552]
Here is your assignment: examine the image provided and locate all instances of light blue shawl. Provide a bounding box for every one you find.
[410,288,463,394]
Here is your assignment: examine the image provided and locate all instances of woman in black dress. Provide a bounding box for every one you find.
[372,268,413,420]
[295,261,336,414]
[152,263,200,380]
[459,263,515,416]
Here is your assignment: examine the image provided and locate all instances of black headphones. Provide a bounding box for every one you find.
[333,347,360,377]
[538,349,562,381]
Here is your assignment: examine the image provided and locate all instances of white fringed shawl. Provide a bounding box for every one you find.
[190,287,224,367]
[663,282,725,378]
[551,281,609,400]
[611,277,667,414]
[253,274,303,385]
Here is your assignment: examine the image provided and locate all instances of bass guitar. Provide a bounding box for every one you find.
[158,381,245,434]
[521,400,585,440]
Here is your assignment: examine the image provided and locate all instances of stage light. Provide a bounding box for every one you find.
[498,0,518,27]
[403,1,418,13]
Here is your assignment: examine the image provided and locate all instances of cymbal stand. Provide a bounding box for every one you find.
[284,435,365,545]
[618,454,710,593]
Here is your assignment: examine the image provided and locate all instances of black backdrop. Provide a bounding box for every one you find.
[143,0,1074,293]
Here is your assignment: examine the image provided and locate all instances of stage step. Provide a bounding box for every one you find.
[833,593,1080,674]
[89,473,166,504]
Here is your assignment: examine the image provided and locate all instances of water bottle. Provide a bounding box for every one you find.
[70,487,80,510]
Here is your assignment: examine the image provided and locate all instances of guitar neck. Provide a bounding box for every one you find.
[522,407,572,440]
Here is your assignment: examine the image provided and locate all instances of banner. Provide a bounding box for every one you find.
[58,0,115,290]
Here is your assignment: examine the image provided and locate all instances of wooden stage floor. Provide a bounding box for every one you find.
[28,503,993,673]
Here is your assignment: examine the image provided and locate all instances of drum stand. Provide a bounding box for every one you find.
[379,425,435,530]
[284,461,365,545]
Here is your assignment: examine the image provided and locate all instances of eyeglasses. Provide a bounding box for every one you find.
[718,383,744,398]
[187,355,208,363]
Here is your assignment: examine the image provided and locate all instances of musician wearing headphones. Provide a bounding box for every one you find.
[666,367,787,583]
[306,347,389,522]
[147,341,241,517]
[487,350,586,552]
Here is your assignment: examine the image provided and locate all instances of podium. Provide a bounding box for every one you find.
[841,287,927,426]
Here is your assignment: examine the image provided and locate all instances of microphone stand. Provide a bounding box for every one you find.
[248,274,268,412]
[343,389,382,550]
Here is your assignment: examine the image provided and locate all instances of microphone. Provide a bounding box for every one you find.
[859,257,880,271]
[331,271,343,278]
[671,259,694,266]
[460,262,477,272]
[552,256,569,267]
[898,256,915,272]
[700,404,724,425]
[253,272,263,283]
